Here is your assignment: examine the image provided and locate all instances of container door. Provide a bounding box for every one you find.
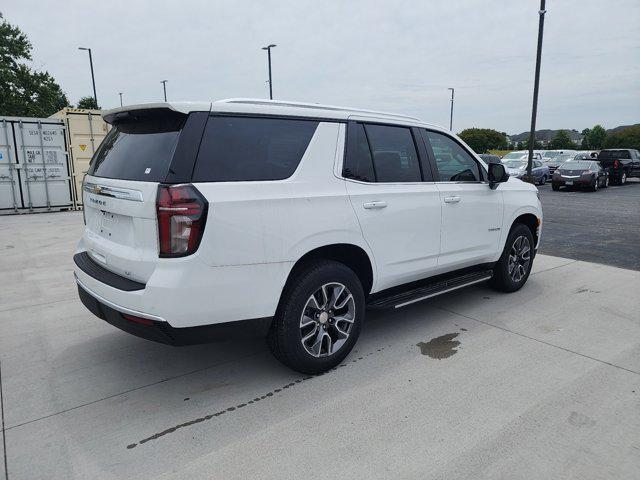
[15,120,73,209]
[0,120,22,211]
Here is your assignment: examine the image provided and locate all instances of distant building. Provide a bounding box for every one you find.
[508,129,583,148]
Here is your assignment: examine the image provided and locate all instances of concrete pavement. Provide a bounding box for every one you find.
[0,212,639,479]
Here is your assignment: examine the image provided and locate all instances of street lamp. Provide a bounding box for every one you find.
[119,92,123,107]
[448,88,455,131]
[78,47,97,106]
[261,44,276,100]
[525,0,547,182]
[161,80,168,101]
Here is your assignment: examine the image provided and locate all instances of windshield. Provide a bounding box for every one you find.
[556,154,575,162]
[502,152,526,159]
[543,151,561,159]
[504,160,526,168]
[88,111,186,182]
[562,161,592,170]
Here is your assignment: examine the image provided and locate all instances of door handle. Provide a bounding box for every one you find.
[443,196,461,204]
[363,201,387,210]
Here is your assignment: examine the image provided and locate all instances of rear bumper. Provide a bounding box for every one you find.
[77,282,271,345]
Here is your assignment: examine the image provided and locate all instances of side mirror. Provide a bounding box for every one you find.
[488,162,508,188]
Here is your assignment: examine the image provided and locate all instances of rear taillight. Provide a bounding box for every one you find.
[156,184,208,257]
[614,160,619,168]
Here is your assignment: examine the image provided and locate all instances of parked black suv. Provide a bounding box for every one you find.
[596,149,640,185]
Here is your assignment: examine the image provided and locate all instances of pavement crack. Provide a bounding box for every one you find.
[436,306,640,376]
[1,359,9,480]
[530,260,578,276]
[126,347,386,449]
[4,351,262,432]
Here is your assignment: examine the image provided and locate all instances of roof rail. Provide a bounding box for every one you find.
[216,98,421,121]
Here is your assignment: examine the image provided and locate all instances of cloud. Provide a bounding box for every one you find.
[2,0,639,133]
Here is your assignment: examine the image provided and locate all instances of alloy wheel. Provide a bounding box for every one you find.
[300,282,356,357]
[508,235,531,283]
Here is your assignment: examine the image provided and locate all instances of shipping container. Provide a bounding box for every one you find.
[50,108,111,208]
[0,117,74,214]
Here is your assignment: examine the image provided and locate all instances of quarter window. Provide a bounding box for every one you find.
[343,123,375,182]
[192,116,318,182]
[424,130,481,182]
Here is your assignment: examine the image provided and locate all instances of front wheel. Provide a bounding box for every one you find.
[539,175,547,186]
[603,176,609,188]
[592,178,599,191]
[621,172,627,185]
[490,224,535,293]
[268,260,365,374]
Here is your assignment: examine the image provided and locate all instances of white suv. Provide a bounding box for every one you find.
[74,99,542,373]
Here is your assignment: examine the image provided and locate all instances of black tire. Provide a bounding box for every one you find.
[621,171,627,185]
[603,176,609,188]
[591,178,598,191]
[268,260,365,374]
[539,175,546,186]
[490,223,535,293]
[552,183,560,191]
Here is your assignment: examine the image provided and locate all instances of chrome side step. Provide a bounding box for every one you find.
[367,270,493,310]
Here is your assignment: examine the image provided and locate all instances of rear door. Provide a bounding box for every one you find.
[343,121,441,291]
[422,129,503,269]
[81,108,206,283]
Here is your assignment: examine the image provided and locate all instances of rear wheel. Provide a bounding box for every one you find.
[490,223,534,293]
[268,260,365,374]
[539,175,547,186]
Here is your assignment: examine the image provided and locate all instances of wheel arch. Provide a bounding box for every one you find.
[511,212,539,247]
[281,243,375,300]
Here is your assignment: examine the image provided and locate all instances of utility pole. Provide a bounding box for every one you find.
[526,0,547,182]
[118,92,123,107]
[262,44,276,99]
[78,47,98,106]
[161,80,168,101]
[448,88,455,131]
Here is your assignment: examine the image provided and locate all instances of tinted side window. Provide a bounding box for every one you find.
[364,124,421,182]
[425,131,481,182]
[343,123,375,182]
[193,116,318,182]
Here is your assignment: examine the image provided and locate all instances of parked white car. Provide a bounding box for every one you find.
[502,150,542,161]
[74,99,542,373]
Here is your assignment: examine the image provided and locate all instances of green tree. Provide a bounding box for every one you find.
[458,128,508,153]
[522,138,543,150]
[0,13,70,116]
[603,125,640,151]
[77,96,100,109]
[580,128,591,148]
[588,125,607,149]
[549,130,574,149]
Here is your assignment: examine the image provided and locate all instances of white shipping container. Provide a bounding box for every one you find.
[0,117,74,213]
[50,108,111,207]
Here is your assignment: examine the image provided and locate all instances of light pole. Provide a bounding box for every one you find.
[78,47,97,106]
[448,88,455,131]
[262,44,276,100]
[119,92,123,107]
[161,80,168,101]
[526,0,547,182]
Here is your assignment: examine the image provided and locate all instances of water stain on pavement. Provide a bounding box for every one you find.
[417,333,460,359]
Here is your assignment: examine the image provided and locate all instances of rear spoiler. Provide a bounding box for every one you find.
[102,102,212,125]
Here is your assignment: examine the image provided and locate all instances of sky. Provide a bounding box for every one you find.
[2,0,639,134]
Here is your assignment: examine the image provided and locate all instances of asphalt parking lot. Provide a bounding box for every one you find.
[538,178,640,271]
[1,209,640,479]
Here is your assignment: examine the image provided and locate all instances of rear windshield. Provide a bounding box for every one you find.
[598,150,630,159]
[88,111,186,182]
[192,116,319,182]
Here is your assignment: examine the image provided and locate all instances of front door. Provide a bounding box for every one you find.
[421,130,504,269]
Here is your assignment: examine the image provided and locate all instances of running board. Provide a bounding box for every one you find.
[367,269,493,309]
